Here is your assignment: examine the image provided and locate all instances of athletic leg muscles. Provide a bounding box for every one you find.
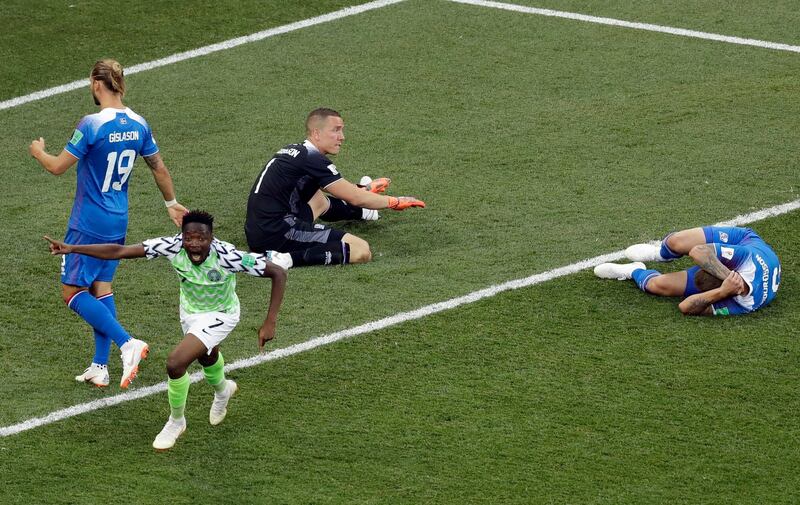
[644,271,689,297]
[89,280,113,298]
[166,333,209,379]
[343,233,372,263]
[664,228,706,256]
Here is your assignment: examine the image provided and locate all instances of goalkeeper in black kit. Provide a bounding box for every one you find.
[245,108,425,268]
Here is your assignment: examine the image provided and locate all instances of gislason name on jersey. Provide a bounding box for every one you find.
[108,131,140,143]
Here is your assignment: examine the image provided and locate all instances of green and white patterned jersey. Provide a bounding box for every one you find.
[142,234,273,314]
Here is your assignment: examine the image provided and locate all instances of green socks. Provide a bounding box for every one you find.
[203,353,227,394]
[168,373,190,420]
[167,354,226,420]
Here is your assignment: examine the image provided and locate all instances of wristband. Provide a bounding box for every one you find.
[164,198,178,208]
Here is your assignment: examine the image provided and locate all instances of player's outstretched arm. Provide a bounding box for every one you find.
[688,244,731,281]
[143,152,187,227]
[44,236,146,260]
[257,262,288,352]
[29,138,77,175]
[326,179,425,211]
[679,271,744,316]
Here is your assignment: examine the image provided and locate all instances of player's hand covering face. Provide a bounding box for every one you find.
[182,223,213,265]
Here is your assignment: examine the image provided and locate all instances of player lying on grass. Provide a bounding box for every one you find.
[245,107,425,268]
[594,226,780,316]
[46,210,288,450]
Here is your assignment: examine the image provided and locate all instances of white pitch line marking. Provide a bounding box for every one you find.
[0,0,406,112]
[449,0,800,54]
[2,198,798,437]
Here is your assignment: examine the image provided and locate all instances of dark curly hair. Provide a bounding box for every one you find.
[181,210,214,232]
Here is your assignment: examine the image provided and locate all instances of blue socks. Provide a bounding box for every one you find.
[658,233,683,261]
[631,268,662,293]
[92,293,116,365]
[68,291,131,349]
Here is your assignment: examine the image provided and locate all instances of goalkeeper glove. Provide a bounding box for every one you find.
[388,196,426,210]
[360,177,391,194]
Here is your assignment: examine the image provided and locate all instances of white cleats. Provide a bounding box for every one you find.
[267,251,293,270]
[625,243,665,262]
[75,363,110,387]
[362,208,379,221]
[153,417,186,451]
[594,262,646,280]
[209,380,238,426]
[119,338,149,389]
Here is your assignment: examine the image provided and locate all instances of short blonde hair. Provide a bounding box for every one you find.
[305,108,340,135]
[91,59,126,96]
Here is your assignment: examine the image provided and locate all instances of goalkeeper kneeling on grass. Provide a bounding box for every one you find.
[46,210,287,450]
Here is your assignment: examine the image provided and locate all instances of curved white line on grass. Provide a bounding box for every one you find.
[449,0,800,54]
[0,0,406,112]
[2,198,798,437]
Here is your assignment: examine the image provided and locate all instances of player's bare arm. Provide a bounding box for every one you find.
[688,244,731,280]
[29,138,77,175]
[45,236,146,260]
[678,271,744,315]
[326,179,425,210]
[257,262,288,352]
[143,152,187,227]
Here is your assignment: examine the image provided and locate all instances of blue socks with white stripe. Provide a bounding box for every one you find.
[631,268,662,293]
[92,293,116,365]
[68,291,131,352]
[658,233,683,261]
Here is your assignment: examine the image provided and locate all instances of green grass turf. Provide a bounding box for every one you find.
[1,211,797,504]
[0,0,361,101]
[0,0,798,502]
[501,0,800,46]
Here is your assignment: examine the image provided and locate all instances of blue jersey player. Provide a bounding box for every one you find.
[594,226,781,316]
[29,59,187,388]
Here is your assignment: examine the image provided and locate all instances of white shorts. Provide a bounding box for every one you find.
[180,306,240,354]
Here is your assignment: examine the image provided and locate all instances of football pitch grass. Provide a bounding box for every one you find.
[1,1,798,503]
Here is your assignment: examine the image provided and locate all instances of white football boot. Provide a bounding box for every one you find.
[119,338,149,389]
[594,262,646,280]
[209,380,238,426]
[153,417,187,451]
[625,243,666,262]
[75,363,110,388]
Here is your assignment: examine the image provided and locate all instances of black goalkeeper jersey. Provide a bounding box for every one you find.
[245,140,343,239]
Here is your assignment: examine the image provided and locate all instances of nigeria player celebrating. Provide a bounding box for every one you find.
[46,210,288,450]
[29,59,187,388]
[594,226,780,316]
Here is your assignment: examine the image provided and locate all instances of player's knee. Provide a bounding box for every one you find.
[687,245,705,262]
[348,238,372,264]
[667,228,706,255]
[197,348,218,367]
[664,232,683,254]
[165,352,188,379]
